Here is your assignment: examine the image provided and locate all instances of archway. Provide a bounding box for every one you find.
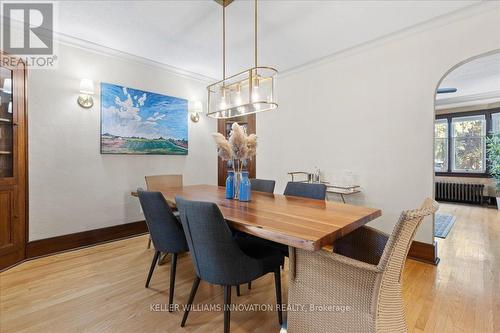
[433,50,500,241]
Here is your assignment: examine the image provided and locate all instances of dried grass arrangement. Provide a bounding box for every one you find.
[212,122,257,173]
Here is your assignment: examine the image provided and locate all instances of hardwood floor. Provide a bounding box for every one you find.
[1,203,499,332]
[402,203,500,333]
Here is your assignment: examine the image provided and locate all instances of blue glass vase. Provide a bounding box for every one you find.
[225,171,234,199]
[239,171,251,202]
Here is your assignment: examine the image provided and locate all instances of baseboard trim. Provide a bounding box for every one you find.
[24,222,438,266]
[26,221,148,259]
[408,240,439,265]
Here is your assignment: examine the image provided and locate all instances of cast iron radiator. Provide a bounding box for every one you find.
[435,182,484,205]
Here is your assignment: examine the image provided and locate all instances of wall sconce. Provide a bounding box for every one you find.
[190,100,203,122]
[78,78,95,108]
[2,78,12,94]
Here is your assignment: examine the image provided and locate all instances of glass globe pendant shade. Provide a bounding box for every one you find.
[207,66,277,119]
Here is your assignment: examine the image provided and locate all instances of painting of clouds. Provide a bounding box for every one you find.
[100,83,188,155]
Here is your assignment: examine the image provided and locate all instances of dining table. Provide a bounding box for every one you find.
[133,184,382,332]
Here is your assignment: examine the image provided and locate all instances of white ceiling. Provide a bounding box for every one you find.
[436,52,500,108]
[438,52,500,98]
[55,0,480,79]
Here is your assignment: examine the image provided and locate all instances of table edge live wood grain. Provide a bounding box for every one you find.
[141,184,381,251]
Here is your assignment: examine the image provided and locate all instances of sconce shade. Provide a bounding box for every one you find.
[79,79,94,95]
[2,78,12,94]
[207,66,277,119]
[190,100,203,112]
[189,100,203,122]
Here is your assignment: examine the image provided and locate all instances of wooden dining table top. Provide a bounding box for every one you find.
[143,184,381,251]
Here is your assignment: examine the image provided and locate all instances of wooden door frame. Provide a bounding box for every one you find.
[217,114,256,186]
[0,51,28,270]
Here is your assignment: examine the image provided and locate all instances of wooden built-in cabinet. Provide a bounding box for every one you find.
[0,55,27,270]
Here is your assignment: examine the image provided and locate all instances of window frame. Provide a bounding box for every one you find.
[492,112,500,133]
[435,107,500,178]
[450,114,486,173]
[434,118,449,173]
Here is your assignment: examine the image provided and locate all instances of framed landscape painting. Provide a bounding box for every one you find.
[100,83,188,155]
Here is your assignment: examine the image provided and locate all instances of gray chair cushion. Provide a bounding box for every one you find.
[137,190,188,254]
[250,179,276,193]
[176,197,284,286]
[284,182,327,200]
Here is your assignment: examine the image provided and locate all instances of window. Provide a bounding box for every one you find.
[436,109,500,175]
[493,112,500,133]
[451,115,486,173]
[434,119,448,172]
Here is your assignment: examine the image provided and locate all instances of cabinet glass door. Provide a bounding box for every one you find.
[0,67,13,178]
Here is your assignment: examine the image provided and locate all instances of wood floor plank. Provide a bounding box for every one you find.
[1,203,498,332]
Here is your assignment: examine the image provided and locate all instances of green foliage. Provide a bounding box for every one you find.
[486,133,500,192]
[453,119,484,171]
[434,122,448,170]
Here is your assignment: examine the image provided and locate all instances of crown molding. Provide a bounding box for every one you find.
[435,90,500,110]
[0,14,215,83]
[279,1,494,78]
[53,32,216,84]
[4,1,494,83]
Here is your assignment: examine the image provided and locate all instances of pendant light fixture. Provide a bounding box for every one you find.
[207,0,278,119]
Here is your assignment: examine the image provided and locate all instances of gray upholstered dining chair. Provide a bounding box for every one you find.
[144,174,183,249]
[242,178,275,291]
[137,189,189,312]
[176,197,284,333]
[283,181,327,200]
[287,198,439,333]
[250,178,276,193]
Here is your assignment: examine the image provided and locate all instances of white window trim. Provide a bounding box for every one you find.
[493,112,500,133]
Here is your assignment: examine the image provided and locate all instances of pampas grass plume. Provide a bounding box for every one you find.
[212,133,233,160]
[229,123,248,160]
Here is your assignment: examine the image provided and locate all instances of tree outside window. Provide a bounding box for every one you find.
[452,115,486,172]
[434,119,448,172]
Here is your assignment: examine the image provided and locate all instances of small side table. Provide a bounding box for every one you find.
[326,185,361,203]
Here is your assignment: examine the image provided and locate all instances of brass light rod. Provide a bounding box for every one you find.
[214,0,234,8]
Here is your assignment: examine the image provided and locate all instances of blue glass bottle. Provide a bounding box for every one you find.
[239,171,251,202]
[225,171,234,199]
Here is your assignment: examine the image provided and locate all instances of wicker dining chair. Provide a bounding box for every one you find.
[287,198,439,333]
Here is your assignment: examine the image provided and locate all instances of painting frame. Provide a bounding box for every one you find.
[100,82,188,155]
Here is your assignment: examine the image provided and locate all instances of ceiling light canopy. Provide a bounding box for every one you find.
[207,0,278,119]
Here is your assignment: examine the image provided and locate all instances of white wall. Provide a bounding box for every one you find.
[28,42,217,241]
[257,3,500,244]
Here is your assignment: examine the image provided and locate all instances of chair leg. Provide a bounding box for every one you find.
[145,251,160,288]
[274,269,283,325]
[147,237,152,249]
[223,285,232,333]
[236,285,241,297]
[181,277,201,327]
[248,282,252,290]
[168,253,178,312]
